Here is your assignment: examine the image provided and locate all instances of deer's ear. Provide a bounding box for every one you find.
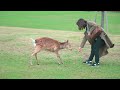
[66,40,69,42]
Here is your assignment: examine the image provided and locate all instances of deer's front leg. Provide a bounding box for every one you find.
[55,51,63,64]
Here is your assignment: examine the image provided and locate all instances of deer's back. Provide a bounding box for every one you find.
[35,37,60,50]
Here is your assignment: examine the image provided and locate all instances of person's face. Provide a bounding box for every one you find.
[77,24,86,30]
[76,20,86,30]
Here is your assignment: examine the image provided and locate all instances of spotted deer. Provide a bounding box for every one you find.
[30,37,72,65]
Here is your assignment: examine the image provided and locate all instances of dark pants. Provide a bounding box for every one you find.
[88,36,105,63]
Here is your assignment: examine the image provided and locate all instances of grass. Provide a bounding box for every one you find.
[0,11,120,34]
[0,11,120,79]
[0,26,120,79]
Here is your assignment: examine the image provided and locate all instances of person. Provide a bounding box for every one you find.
[76,18,114,66]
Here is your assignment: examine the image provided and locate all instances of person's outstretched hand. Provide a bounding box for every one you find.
[78,47,82,52]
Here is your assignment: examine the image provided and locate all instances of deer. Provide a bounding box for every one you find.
[30,37,72,65]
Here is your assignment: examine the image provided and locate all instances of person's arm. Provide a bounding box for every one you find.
[78,36,87,52]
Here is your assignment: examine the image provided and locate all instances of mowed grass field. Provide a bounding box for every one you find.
[0,11,120,79]
[0,11,120,34]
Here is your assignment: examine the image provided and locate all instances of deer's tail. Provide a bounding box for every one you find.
[30,38,36,47]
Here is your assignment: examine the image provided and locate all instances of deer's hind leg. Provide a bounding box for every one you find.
[30,46,42,65]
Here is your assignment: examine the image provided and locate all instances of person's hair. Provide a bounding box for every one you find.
[76,18,87,30]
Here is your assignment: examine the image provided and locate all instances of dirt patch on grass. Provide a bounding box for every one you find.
[0,26,120,61]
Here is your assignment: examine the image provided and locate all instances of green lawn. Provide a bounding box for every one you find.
[0,11,120,34]
[0,26,120,79]
[0,11,120,79]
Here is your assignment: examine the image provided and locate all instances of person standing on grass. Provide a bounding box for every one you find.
[76,18,114,66]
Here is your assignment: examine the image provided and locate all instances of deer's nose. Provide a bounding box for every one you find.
[69,48,72,51]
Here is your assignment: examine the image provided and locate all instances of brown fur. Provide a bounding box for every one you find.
[30,37,72,65]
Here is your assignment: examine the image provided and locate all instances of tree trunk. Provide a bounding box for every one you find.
[101,11,105,29]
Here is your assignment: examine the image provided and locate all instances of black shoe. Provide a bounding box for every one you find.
[91,63,99,66]
[83,60,92,65]
[83,60,88,63]
[87,61,92,65]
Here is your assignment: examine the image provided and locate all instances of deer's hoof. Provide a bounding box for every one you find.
[30,64,33,66]
[61,62,64,64]
[58,63,61,65]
